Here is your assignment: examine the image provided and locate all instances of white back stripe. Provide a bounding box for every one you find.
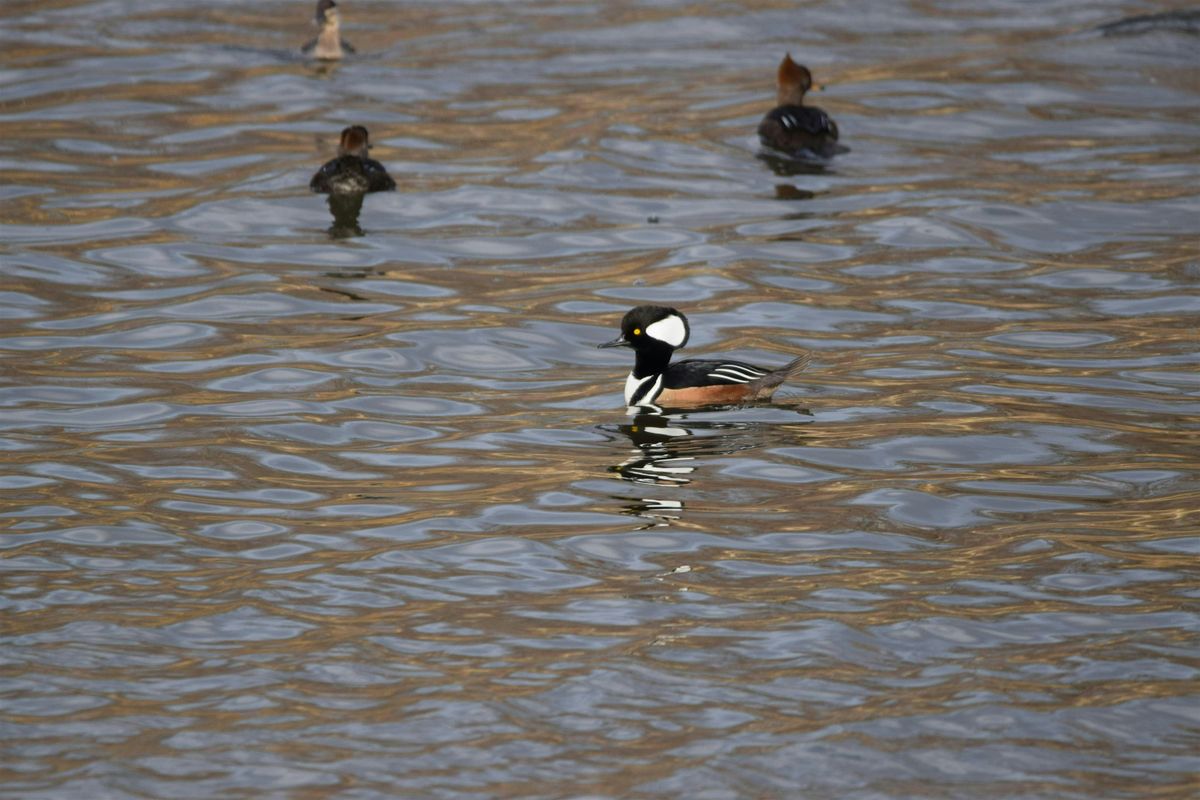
[708,364,767,383]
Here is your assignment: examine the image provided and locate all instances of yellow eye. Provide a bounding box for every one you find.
[633,328,641,336]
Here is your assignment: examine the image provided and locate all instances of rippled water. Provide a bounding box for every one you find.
[3,1,1199,797]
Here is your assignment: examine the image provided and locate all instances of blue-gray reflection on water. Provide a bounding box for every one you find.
[2,0,1199,798]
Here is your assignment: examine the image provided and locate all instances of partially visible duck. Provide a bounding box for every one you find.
[310,125,395,195]
[1097,9,1200,36]
[301,0,355,60]
[757,54,840,159]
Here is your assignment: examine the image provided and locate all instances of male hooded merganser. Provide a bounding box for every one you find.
[301,0,355,60]
[310,125,395,195]
[757,54,840,158]
[599,305,810,408]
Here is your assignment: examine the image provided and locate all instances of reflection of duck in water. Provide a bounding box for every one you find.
[610,414,700,485]
[605,413,774,485]
[324,193,365,239]
[598,305,809,410]
[758,54,840,160]
[302,0,355,60]
[602,411,809,526]
[310,126,395,195]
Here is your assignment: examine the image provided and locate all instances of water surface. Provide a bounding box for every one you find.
[2,1,1199,798]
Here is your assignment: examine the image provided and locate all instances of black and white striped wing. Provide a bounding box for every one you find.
[361,158,395,192]
[766,105,837,138]
[706,362,771,383]
[666,359,771,388]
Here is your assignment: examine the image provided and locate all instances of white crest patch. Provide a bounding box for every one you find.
[644,314,687,348]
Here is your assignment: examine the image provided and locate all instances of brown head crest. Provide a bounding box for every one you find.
[338,125,371,157]
[776,53,813,104]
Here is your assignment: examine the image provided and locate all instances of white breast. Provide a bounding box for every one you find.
[624,372,663,406]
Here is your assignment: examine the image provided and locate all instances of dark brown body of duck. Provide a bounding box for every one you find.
[310,125,395,195]
[757,53,840,158]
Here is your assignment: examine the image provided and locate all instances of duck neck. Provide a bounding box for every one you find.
[632,344,673,379]
[778,87,807,107]
[316,25,342,58]
[622,345,672,406]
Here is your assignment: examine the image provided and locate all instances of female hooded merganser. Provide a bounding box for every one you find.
[310,125,396,195]
[599,305,810,408]
[757,54,840,158]
[302,0,355,60]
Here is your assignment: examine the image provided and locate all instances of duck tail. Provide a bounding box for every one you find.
[748,352,810,398]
